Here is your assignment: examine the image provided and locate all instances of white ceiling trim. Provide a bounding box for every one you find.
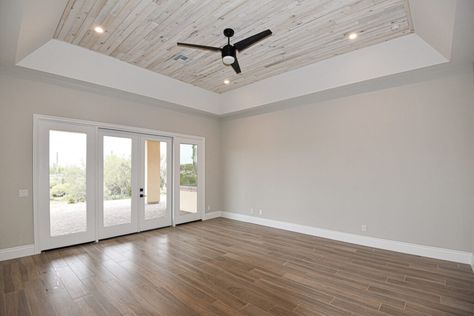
[17,39,220,114]
[218,33,448,114]
[408,0,457,60]
[17,33,448,115]
[10,0,464,115]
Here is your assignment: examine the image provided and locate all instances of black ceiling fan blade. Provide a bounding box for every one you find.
[177,42,221,52]
[234,29,272,52]
[231,58,241,74]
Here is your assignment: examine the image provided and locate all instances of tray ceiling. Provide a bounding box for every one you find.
[54,0,413,94]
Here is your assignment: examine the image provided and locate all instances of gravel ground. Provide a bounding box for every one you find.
[50,197,167,236]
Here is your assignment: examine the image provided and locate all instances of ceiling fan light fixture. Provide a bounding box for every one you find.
[222,55,235,65]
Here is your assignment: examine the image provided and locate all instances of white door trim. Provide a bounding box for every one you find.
[33,115,205,253]
[33,118,40,254]
[33,114,205,141]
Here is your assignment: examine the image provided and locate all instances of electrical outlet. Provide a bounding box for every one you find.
[361,224,367,232]
[18,189,29,198]
[250,208,254,214]
[258,209,263,215]
[207,205,211,212]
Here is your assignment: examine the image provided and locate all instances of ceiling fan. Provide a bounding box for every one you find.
[177,28,272,74]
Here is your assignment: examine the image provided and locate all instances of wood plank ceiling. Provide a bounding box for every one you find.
[54,0,413,93]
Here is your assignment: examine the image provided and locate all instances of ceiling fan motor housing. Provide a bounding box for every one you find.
[222,45,236,65]
[223,28,235,37]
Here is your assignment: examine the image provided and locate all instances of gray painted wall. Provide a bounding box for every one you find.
[0,69,222,249]
[1,65,474,254]
[222,67,474,252]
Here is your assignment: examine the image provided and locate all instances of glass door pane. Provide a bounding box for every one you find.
[98,130,138,239]
[49,130,87,236]
[139,136,172,230]
[179,144,198,215]
[144,140,166,220]
[174,138,204,225]
[103,136,132,227]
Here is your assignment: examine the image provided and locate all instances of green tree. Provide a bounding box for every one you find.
[180,144,198,186]
[50,154,132,204]
[50,164,86,203]
[180,163,197,186]
[103,154,132,200]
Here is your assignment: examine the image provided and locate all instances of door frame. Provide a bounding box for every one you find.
[33,115,205,253]
[36,120,97,251]
[138,134,173,231]
[173,137,205,225]
[97,129,140,240]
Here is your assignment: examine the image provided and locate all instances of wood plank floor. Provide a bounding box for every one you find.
[1,218,473,315]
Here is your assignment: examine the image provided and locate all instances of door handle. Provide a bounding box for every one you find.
[140,194,147,198]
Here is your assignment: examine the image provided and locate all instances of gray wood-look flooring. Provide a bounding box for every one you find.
[1,218,473,315]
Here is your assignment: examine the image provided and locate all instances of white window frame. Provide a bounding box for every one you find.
[173,137,205,225]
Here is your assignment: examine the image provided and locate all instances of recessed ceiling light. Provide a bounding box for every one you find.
[94,26,105,34]
[348,32,358,40]
[223,79,230,85]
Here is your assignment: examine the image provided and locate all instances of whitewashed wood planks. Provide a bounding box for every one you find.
[54,0,413,93]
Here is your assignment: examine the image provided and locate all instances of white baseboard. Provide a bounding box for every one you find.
[2,216,469,268]
[220,212,472,265]
[0,244,36,261]
[471,254,474,273]
[203,211,222,220]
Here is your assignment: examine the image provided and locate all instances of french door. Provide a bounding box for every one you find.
[98,130,172,239]
[37,121,97,250]
[36,117,203,251]
[174,137,204,225]
[138,134,173,231]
